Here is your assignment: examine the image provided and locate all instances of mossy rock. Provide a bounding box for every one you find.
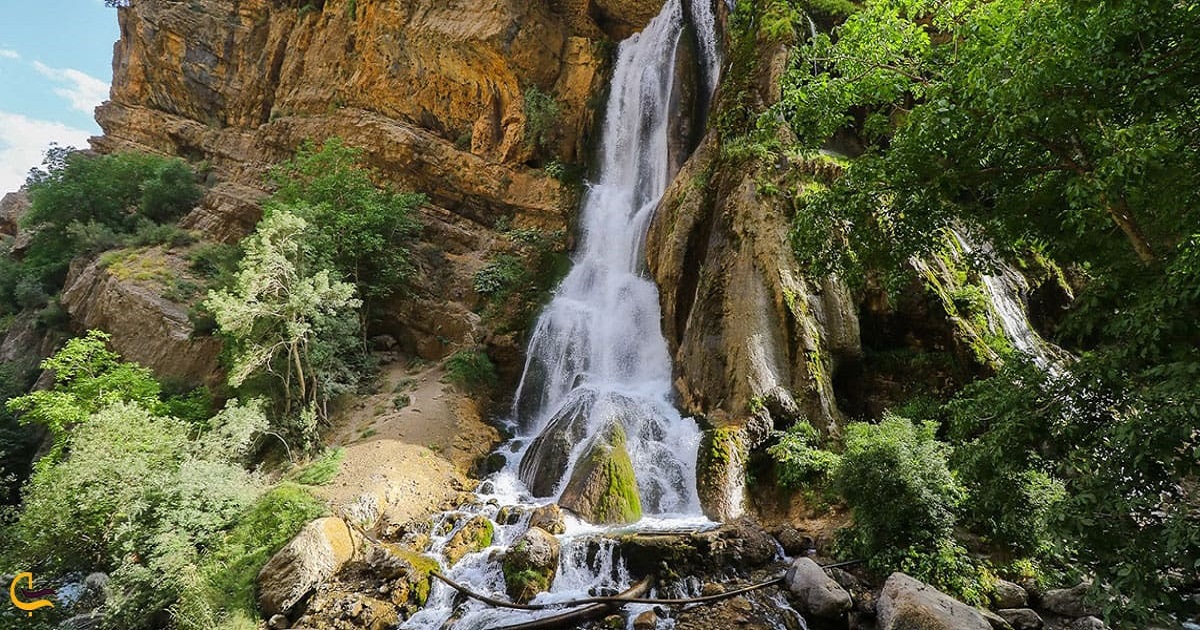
[559,423,642,524]
[443,515,494,566]
[501,527,560,603]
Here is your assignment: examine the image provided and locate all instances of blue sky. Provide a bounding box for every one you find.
[0,0,120,195]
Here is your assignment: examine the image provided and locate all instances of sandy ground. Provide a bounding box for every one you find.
[315,355,501,527]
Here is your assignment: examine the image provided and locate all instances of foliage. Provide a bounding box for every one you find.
[473,254,526,297]
[444,349,498,393]
[205,211,362,433]
[18,148,201,291]
[523,86,561,153]
[769,1,1200,621]
[5,331,162,468]
[266,138,422,305]
[833,415,963,558]
[766,420,841,489]
[173,483,325,630]
[0,360,39,506]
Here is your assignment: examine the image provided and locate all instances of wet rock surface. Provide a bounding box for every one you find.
[502,526,561,603]
[558,422,643,524]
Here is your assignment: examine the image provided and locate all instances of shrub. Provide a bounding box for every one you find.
[833,415,964,556]
[523,86,560,152]
[766,420,841,489]
[473,254,527,298]
[445,349,498,393]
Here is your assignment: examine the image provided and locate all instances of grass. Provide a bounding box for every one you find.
[288,448,345,486]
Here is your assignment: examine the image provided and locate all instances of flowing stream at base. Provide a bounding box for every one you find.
[402,2,786,629]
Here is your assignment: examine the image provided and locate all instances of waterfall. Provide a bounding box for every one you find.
[510,0,721,517]
[947,229,1063,369]
[403,3,724,627]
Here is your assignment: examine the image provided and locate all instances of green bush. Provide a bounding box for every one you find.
[523,86,560,152]
[766,420,841,489]
[445,349,498,393]
[833,415,964,556]
[473,254,527,298]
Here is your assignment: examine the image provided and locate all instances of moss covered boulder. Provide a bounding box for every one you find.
[443,515,495,566]
[502,526,561,603]
[559,423,642,524]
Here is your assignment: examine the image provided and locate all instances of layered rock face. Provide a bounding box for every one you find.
[646,8,861,519]
[91,0,657,367]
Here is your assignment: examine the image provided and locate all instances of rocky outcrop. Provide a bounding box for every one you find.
[558,422,643,524]
[0,191,29,238]
[997,608,1043,630]
[993,579,1029,609]
[60,252,222,386]
[502,526,561,603]
[257,517,365,617]
[783,557,852,619]
[443,515,495,566]
[1041,583,1100,618]
[294,541,439,629]
[696,425,749,521]
[646,5,860,520]
[94,0,628,364]
[876,572,991,630]
[529,503,566,535]
[613,518,778,578]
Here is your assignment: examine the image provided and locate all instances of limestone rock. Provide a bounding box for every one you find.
[993,579,1029,609]
[443,515,495,566]
[981,607,1014,630]
[257,517,364,617]
[696,424,749,522]
[773,524,812,556]
[1041,583,1100,618]
[502,526,561,603]
[592,0,668,39]
[0,191,29,238]
[633,609,659,630]
[559,423,643,524]
[783,557,853,619]
[529,503,566,535]
[615,518,777,578]
[876,572,991,630]
[1069,616,1107,630]
[997,608,1043,630]
[60,253,222,387]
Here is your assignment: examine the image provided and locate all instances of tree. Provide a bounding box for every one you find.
[204,211,361,428]
[266,138,421,308]
[6,330,161,469]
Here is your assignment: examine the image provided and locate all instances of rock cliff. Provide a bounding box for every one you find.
[87,0,661,374]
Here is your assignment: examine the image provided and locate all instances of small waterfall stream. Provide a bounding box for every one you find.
[403,2,728,628]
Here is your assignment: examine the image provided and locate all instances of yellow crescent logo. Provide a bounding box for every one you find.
[10,572,54,616]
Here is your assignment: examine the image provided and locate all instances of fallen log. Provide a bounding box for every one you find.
[490,576,653,630]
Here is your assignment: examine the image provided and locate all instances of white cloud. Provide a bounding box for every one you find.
[0,111,93,196]
[0,49,18,60]
[32,61,110,114]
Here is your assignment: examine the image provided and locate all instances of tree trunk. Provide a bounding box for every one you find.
[1105,195,1156,263]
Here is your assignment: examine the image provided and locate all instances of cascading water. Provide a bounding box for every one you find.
[403,2,727,628]
[511,0,718,517]
[947,229,1064,370]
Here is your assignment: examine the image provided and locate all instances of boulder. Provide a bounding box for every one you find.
[1069,616,1107,630]
[981,608,1014,630]
[559,423,642,524]
[876,572,991,630]
[1041,583,1100,618]
[696,425,749,522]
[257,517,364,617]
[783,557,852,619]
[443,515,495,566]
[502,526,561,603]
[615,518,778,578]
[997,608,1043,630]
[633,609,658,630]
[529,503,566,534]
[773,524,812,557]
[993,579,1029,609]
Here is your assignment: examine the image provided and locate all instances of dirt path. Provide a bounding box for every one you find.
[316,356,502,528]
